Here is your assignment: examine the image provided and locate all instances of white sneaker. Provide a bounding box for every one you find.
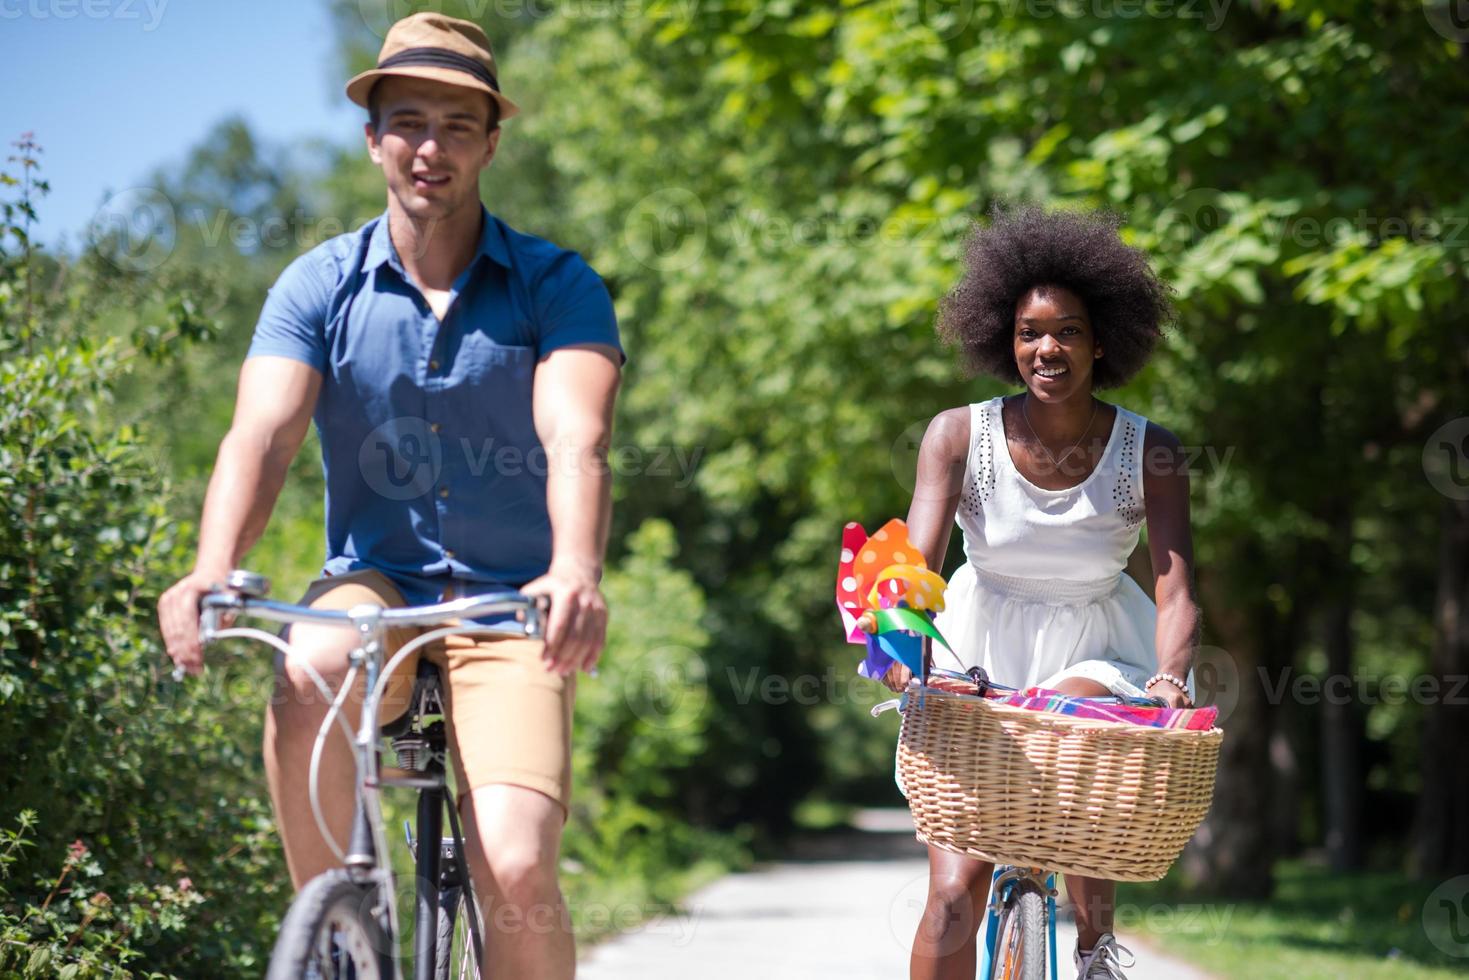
[1074,932,1135,979]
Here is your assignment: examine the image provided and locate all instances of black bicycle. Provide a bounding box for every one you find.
[195,570,547,979]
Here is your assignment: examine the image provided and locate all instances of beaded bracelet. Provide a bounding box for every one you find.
[1145,672,1194,706]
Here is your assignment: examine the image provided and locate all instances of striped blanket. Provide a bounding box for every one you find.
[928,677,1219,731]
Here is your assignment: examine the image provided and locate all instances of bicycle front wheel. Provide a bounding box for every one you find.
[434,884,480,979]
[268,869,394,980]
[989,879,1047,980]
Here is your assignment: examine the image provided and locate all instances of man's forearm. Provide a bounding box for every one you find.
[193,429,294,576]
[542,438,612,582]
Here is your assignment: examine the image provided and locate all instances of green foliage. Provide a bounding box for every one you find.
[0,140,286,975]
[564,519,748,930]
[0,810,198,979]
[488,0,1468,865]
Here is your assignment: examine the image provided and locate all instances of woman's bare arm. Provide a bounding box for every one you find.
[880,408,970,690]
[1141,421,1201,706]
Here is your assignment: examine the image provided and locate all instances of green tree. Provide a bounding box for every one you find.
[479,0,1468,892]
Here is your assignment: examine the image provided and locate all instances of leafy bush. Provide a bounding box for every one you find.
[564,519,748,933]
[0,138,285,975]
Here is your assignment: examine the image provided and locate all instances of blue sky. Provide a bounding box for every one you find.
[0,0,369,249]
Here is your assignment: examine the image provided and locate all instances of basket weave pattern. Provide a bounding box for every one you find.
[897,689,1222,881]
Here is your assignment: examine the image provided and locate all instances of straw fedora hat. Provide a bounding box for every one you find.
[345,12,520,122]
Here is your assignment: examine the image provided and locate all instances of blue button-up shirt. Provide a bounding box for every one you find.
[246,206,622,606]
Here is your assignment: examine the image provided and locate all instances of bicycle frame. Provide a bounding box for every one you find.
[198,572,547,978]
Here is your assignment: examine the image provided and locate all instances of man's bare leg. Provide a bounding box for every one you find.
[263,581,395,889]
[461,784,574,979]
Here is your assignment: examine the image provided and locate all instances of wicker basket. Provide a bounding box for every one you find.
[896,687,1222,881]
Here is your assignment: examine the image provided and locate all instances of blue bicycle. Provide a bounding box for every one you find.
[876,666,1164,980]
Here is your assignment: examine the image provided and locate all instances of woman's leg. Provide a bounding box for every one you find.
[1063,873,1115,952]
[911,846,994,980]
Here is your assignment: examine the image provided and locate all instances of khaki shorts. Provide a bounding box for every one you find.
[294,569,574,813]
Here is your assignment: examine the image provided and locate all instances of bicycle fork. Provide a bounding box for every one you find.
[977,866,1061,980]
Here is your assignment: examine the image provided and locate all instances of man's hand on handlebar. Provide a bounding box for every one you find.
[158,568,230,677]
[520,562,607,678]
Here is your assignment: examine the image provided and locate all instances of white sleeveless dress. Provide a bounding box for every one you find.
[930,396,1195,700]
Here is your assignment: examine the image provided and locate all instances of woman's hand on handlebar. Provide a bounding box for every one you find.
[879,640,934,693]
[880,660,913,693]
[1150,678,1192,709]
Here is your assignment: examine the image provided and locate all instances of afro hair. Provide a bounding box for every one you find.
[936,204,1174,389]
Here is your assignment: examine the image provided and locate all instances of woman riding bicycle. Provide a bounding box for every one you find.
[889,205,1199,980]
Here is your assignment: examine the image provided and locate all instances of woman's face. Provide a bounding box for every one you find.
[1012,285,1102,402]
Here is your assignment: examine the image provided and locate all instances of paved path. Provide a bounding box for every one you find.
[580,809,1215,979]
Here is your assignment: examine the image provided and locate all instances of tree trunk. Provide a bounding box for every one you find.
[1180,557,1276,899]
[1268,597,1308,859]
[1321,579,1364,871]
[1412,496,1469,875]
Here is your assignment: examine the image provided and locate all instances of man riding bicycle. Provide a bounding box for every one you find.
[156,13,622,978]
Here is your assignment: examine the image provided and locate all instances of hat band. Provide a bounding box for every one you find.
[377,46,500,92]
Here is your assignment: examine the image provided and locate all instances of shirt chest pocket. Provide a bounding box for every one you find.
[438,334,540,456]
[458,329,534,379]
[453,333,535,387]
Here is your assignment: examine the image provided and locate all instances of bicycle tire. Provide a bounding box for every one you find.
[988,880,1047,980]
[267,869,393,980]
[434,885,479,979]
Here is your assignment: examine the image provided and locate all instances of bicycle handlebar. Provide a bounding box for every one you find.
[179,569,549,681]
[199,590,549,634]
[926,666,1166,706]
[868,666,1167,717]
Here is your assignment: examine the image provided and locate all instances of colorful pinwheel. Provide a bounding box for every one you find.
[836,518,953,681]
